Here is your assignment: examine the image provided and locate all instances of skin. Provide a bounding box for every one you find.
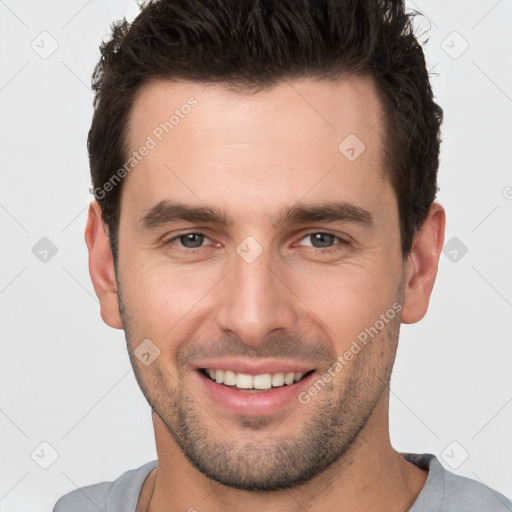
[85,75,445,511]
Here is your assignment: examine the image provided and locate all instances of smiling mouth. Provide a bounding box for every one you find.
[200,368,315,392]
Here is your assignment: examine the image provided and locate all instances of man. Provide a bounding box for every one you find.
[53,0,511,510]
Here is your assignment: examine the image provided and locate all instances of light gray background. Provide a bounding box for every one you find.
[1,1,511,511]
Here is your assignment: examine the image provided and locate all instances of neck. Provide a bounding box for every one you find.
[141,393,428,512]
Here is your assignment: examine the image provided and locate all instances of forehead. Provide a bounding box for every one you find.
[122,76,392,224]
[127,75,384,149]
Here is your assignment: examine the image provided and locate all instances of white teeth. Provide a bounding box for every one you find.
[223,370,236,385]
[253,373,272,390]
[224,370,236,386]
[205,368,309,389]
[271,372,285,387]
[235,373,253,389]
[284,372,295,385]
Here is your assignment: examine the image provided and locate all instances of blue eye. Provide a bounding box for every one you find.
[298,232,346,250]
[165,232,210,249]
[178,233,206,248]
[304,233,336,248]
[162,231,348,255]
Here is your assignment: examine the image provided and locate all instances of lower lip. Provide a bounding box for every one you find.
[196,370,315,416]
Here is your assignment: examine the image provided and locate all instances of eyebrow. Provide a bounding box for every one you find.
[273,201,374,227]
[138,199,374,230]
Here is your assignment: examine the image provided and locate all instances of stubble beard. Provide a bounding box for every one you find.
[118,281,402,491]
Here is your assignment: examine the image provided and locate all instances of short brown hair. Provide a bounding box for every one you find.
[88,0,443,264]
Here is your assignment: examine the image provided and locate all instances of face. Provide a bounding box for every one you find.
[114,76,406,490]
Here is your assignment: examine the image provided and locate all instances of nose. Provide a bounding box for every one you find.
[215,241,298,347]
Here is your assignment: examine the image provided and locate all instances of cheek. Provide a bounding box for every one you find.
[292,261,402,346]
[119,235,403,346]
[119,259,221,336]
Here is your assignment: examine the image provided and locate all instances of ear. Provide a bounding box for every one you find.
[84,200,123,329]
[401,202,446,324]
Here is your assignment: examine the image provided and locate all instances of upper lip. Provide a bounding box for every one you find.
[192,358,316,375]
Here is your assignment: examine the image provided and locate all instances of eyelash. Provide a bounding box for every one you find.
[163,231,349,254]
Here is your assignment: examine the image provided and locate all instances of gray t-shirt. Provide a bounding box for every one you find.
[53,453,511,511]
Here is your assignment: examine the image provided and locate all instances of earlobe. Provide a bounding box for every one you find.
[84,200,123,329]
[401,202,446,324]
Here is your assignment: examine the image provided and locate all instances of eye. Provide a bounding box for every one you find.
[164,232,211,249]
[296,232,348,251]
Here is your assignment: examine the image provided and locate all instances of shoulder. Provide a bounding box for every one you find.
[441,464,511,511]
[53,481,113,512]
[52,460,157,512]
[403,453,511,512]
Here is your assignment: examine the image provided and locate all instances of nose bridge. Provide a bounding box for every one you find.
[215,239,296,345]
